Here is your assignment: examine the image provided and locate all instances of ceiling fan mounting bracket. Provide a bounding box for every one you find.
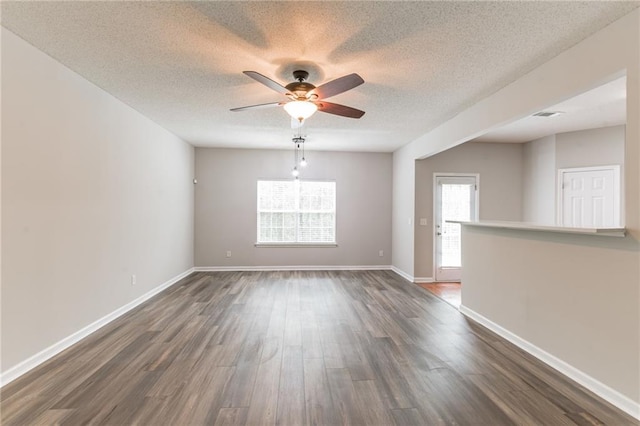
[292,70,309,82]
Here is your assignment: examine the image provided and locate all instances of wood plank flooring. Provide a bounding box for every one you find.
[1,270,637,425]
[419,282,461,308]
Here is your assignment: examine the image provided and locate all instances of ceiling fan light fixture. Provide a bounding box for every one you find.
[284,101,318,121]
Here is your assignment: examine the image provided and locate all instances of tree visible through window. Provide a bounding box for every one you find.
[257,180,336,244]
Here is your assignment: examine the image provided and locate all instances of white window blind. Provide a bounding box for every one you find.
[257,180,336,244]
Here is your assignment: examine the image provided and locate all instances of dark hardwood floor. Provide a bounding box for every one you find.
[1,270,637,425]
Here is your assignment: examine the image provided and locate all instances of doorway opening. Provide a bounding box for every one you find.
[434,174,479,282]
[419,282,461,308]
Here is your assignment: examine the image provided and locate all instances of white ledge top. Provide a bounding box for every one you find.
[449,220,626,237]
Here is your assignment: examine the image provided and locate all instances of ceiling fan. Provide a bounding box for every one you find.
[230,70,365,121]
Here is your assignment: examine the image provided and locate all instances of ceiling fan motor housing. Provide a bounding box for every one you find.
[286,71,316,98]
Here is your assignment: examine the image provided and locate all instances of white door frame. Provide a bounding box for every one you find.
[556,165,621,227]
[433,173,479,282]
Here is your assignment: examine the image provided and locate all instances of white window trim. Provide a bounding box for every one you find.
[256,179,337,246]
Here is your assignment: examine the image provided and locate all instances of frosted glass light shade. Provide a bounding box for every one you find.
[284,101,318,120]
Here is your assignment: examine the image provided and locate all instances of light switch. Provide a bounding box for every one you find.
[419,218,428,226]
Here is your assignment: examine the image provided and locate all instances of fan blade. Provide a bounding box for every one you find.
[316,101,365,119]
[230,102,283,112]
[310,73,364,99]
[243,71,290,95]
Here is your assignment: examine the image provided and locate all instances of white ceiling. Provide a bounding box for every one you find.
[1,1,638,152]
[472,76,627,143]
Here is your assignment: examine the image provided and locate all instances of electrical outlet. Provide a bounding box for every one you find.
[378,250,384,257]
[131,274,136,285]
[420,218,428,226]
[226,251,232,258]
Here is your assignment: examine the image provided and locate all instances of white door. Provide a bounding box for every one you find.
[559,166,620,228]
[435,175,478,282]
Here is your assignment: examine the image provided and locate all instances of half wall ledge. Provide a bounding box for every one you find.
[449,220,626,238]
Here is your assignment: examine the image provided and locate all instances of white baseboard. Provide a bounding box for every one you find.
[193,265,392,272]
[459,305,640,420]
[414,277,435,283]
[0,267,195,388]
[390,266,414,282]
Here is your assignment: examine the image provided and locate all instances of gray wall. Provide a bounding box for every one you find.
[461,225,639,403]
[414,142,524,279]
[391,148,415,278]
[522,135,556,225]
[195,148,392,267]
[556,125,625,169]
[522,125,625,225]
[1,29,194,373]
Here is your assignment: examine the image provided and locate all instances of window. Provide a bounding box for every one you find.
[257,180,336,244]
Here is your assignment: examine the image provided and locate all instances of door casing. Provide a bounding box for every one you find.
[433,173,479,282]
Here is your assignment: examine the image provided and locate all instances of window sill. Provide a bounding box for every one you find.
[255,243,338,248]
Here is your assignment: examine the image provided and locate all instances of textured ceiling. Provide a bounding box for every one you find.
[1,1,638,152]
